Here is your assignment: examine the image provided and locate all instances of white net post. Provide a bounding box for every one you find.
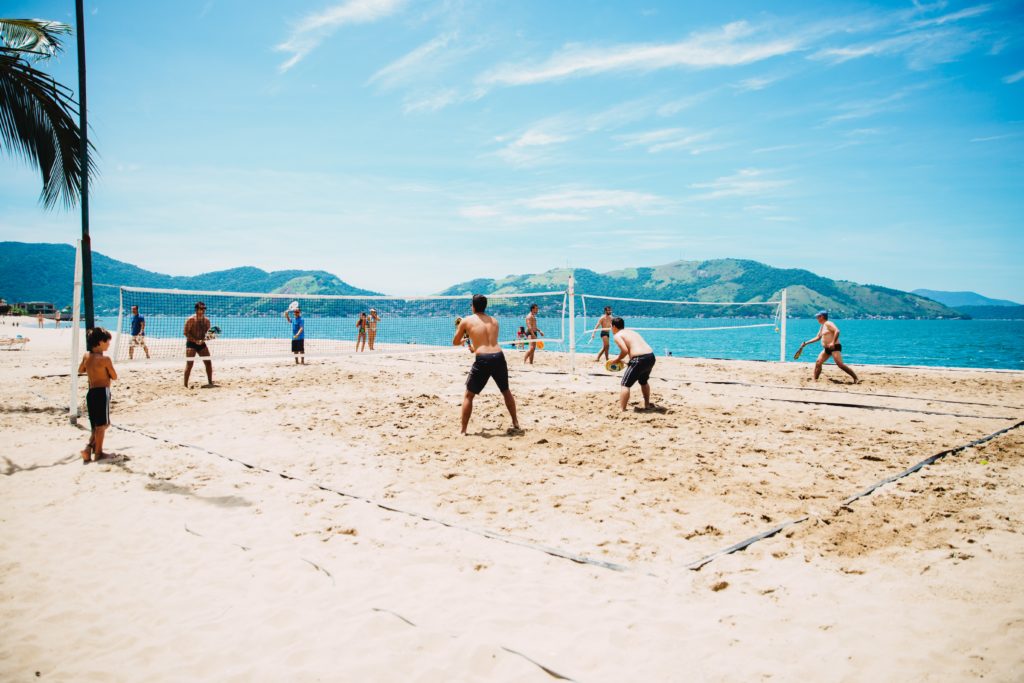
[69,240,83,424]
[113,286,124,361]
[779,288,787,363]
[568,272,576,376]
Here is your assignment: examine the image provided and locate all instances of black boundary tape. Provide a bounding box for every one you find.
[840,419,1024,506]
[42,385,1023,579]
[763,397,1016,420]
[687,419,1024,571]
[700,380,1023,410]
[111,423,640,575]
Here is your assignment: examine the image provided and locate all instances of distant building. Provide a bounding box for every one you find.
[16,302,57,317]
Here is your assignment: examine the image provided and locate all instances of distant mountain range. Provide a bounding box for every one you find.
[952,305,1024,320]
[442,260,961,319]
[0,241,971,319]
[0,242,378,313]
[912,289,1020,308]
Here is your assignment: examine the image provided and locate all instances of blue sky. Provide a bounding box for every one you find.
[2,0,1023,299]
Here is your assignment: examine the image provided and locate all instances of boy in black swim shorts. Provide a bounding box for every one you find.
[77,327,118,462]
[610,317,658,412]
[453,294,521,435]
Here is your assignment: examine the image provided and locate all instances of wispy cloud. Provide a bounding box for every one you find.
[458,186,671,226]
[811,4,990,70]
[522,189,665,212]
[689,168,791,201]
[824,87,923,125]
[908,4,992,29]
[970,133,1019,143]
[368,33,457,89]
[492,99,658,165]
[276,0,407,72]
[1004,69,1024,85]
[478,21,802,87]
[615,128,719,154]
[734,75,778,92]
[495,127,574,165]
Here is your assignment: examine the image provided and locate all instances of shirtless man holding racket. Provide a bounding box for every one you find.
[453,294,521,435]
[795,310,858,383]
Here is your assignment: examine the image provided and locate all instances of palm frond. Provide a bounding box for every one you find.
[0,52,96,209]
[0,19,71,57]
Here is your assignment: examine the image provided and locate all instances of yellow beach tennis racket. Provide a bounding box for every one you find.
[605,360,624,372]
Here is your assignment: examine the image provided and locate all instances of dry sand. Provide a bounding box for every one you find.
[2,327,1023,681]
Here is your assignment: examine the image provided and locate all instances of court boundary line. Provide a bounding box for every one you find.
[110,422,645,577]
[32,384,1022,577]
[686,419,1024,570]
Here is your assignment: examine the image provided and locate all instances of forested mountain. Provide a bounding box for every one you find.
[0,242,378,312]
[2,243,965,318]
[443,259,962,319]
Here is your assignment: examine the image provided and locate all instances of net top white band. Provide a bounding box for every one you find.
[104,284,567,302]
[580,293,781,306]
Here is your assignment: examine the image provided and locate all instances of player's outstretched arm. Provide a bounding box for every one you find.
[452,320,467,347]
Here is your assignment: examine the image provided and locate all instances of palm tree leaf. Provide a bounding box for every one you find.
[0,19,71,57]
[0,51,96,209]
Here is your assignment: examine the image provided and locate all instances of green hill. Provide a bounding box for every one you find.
[441,259,963,319]
[0,242,378,313]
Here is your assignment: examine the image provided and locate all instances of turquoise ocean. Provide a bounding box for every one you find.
[91,315,1024,371]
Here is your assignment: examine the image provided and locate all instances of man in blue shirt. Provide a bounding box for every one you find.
[285,304,305,364]
[128,305,150,359]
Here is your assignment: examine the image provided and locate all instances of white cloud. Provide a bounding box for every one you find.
[689,168,791,201]
[521,189,664,212]
[478,21,802,87]
[909,4,991,29]
[825,88,922,125]
[734,75,777,91]
[1004,69,1024,85]
[276,0,407,72]
[368,33,457,89]
[615,128,717,154]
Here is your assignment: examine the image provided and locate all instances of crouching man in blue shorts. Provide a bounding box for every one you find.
[453,294,521,436]
[609,317,658,412]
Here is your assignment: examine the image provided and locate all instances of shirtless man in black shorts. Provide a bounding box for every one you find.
[590,305,613,362]
[453,294,521,435]
[183,301,214,387]
[796,310,858,383]
[609,317,658,411]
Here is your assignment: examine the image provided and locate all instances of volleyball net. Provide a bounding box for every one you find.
[111,286,568,362]
[580,292,787,362]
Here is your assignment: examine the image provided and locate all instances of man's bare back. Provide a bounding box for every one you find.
[612,328,653,358]
[455,313,502,354]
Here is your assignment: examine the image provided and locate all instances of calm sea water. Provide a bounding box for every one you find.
[89,315,1024,370]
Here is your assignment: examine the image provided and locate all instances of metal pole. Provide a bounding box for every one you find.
[75,0,94,330]
[780,288,788,363]
[568,271,576,376]
[69,240,83,423]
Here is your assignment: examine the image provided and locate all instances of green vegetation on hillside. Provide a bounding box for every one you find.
[442,258,962,319]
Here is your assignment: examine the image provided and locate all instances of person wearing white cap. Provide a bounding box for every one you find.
[367,308,380,350]
[284,301,305,364]
[795,310,858,383]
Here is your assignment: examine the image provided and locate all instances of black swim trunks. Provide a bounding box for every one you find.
[621,353,656,388]
[186,341,208,353]
[291,339,305,354]
[466,351,510,395]
[87,387,110,429]
[600,331,610,338]
[824,343,843,357]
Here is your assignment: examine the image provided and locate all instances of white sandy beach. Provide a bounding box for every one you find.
[2,327,1023,681]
